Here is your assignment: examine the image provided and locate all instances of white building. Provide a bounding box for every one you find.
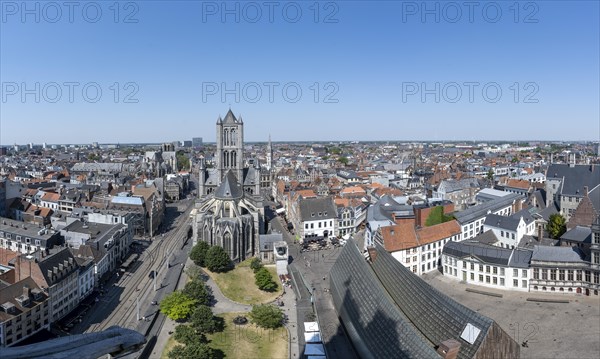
[375,220,462,275]
[298,197,337,241]
[482,209,536,249]
[453,193,522,241]
[442,241,532,292]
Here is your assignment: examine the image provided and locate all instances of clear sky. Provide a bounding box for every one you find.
[1,0,599,144]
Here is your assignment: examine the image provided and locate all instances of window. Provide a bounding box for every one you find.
[500,278,505,286]
[486,276,490,283]
[485,266,490,273]
[577,271,582,281]
[541,269,548,280]
[522,269,527,278]
[559,270,565,281]
[522,280,527,288]
[493,267,498,275]
[471,273,475,281]
[511,233,515,240]
[550,270,557,281]
[470,263,474,270]
[513,269,518,277]
[567,270,574,281]
[479,275,484,282]
[479,264,483,272]
[513,279,518,287]
[500,267,505,276]
[493,277,498,285]
[501,230,504,237]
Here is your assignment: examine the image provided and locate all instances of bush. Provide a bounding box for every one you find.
[548,213,567,239]
[182,279,211,306]
[190,241,210,267]
[250,257,263,273]
[159,291,198,321]
[205,246,232,273]
[255,267,277,292]
[249,304,284,329]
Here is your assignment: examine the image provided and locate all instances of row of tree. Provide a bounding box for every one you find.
[250,257,278,292]
[161,270,222,359]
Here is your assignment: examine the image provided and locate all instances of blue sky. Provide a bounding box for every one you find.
[1,0,598,144]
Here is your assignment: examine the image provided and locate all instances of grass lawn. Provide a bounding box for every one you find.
[205,259,283,305]
[207,312,288,359]
[161,335,178,359]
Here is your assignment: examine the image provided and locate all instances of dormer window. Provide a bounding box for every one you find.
[318,212,322,216]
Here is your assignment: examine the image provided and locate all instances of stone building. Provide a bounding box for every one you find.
[193,111,264,263]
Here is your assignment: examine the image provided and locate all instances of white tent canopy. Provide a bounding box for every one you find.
[304,321,319,333]
[304,332,322,343]
[305,343,326,356]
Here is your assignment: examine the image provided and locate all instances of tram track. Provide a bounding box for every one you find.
[89,202,194,332]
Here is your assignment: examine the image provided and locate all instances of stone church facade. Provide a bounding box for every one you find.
[193,110,264,262]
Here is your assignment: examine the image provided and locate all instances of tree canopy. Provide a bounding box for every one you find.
[205,246,232,273]
[190,241,210,267]
[159,291,198,321]
[249,304,284,329]
[547,214,567,239]
[190,305,220,334]
[182,279,211,306]
[254,267,278,292]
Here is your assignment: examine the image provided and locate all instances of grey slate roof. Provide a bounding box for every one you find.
[259,233,283,251]
[454,193,522,224]
[531,245,585,263]
[370,242,503,359]
[437,177,480,193]
[215,170,243,200]
[473,230,499,245]
[560,226,592,244]
[546,164,600,196]
[222,109,239,124]
[329,240,439,359]
[443,241,513,266]
[299,197,336,221]
[484,208,534,231]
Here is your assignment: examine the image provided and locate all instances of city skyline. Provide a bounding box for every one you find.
[1,1,599,144]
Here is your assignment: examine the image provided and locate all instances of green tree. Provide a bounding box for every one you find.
[486,169,494,182]
[159,291,198,321]
[205,246,232,273]
[250,257,263,273]
[168,342,214,359]
[255,267,277,292]
[173,324,205,346]
[190,241,210,267]
[249,304,284,329]
[424,206,454,227]
[190,305,218,334]
[338,156,348,166]
[176,150,190,170]
[182,279,211,306]
[547,214,567,239]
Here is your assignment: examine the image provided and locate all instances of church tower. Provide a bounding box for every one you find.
[216,109,244,183]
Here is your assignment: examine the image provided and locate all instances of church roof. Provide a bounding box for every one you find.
[222,109,239,124]
[215,170,243,200]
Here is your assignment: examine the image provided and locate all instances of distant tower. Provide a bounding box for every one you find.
[266,134,273,170]
[216,109,244,183]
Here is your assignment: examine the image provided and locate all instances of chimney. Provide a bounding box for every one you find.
[367,246,378,262]
[584,186,589,197]
[22,285,31,298]
[437,339,461,359]
[537,224,544,242]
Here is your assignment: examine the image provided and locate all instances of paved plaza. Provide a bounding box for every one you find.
[423,271,600,359]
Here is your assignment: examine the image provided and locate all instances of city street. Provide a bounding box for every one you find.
[270,211,358,359]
